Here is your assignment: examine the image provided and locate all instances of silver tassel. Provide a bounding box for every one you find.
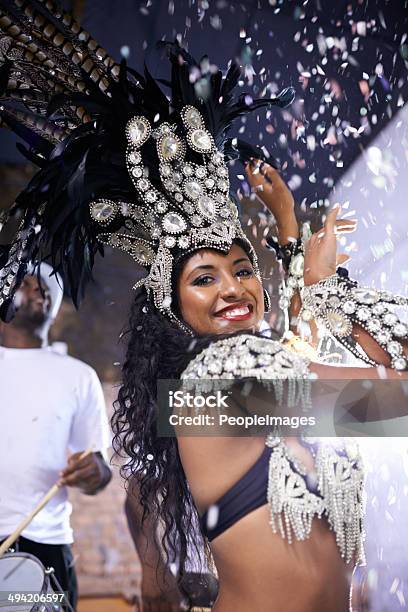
[266,441,324,544]
[315,443,366,565]
[266,437,365,565]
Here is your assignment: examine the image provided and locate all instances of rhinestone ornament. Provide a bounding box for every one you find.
[376,331,391,344]
[161,164,172,177]
[394,357,408,370]
[126,117,151,147]
[393,323,408,338]
[367,318,381,333]
[372,303,386,315]
[325,310,353,337]
[90,200,117,225]
[196,167,206,179]
[197,196,217,219]
[133,242,156,264]
[188,129,213,152]
[162,213,187,234]
[352,288,379,304]
[129,151,142,164]
[383,312,398,326]
[184,180,203,200]
[178,236,190,248]
[342,300,357,314]
[387,341,403,356]
[356,307,371,321]
[164,236,176,248]
[159,134,183,161]
[137,178,149,191]
[183,106,203,128]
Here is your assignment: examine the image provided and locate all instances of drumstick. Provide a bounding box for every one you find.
[0,449,93,557]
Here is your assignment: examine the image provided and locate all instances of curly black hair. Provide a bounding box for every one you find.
[111,239,274,604]
[111,281,216,597]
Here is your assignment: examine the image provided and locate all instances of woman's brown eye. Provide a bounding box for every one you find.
[237,268,253,277]
[193,275,213,286]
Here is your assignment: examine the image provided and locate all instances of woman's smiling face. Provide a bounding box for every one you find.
[177,243,264,336]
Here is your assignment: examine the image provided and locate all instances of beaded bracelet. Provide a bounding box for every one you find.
[265,236,303,272]
[300,273,408,370]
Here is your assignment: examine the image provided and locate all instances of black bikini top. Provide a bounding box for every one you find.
[200,444,321,542]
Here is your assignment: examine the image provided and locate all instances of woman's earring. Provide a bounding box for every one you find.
[263,288,271,313]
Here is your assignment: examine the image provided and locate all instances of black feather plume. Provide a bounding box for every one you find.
[0,2,294,321]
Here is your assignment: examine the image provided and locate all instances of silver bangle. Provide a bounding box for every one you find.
[300,273,408,370]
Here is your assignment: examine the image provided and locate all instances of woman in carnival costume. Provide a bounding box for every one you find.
[1,2,408,610]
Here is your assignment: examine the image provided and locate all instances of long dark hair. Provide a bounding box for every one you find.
[111,240,274,600]
[111,283,215,594]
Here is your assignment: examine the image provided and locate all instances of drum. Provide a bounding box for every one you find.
[0,552,62,611]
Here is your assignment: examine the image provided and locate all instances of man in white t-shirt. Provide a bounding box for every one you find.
[0,263,112,610]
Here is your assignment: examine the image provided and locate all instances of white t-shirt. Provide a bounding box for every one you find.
[0,346,111,545]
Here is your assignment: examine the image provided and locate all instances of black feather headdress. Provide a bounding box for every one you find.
[0,0,294,322]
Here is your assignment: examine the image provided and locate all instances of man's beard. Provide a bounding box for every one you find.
[14,302,49,329]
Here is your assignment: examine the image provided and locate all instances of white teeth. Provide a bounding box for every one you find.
[222,305,250,318]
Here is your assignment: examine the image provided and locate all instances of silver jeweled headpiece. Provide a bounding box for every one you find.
[90,106,260,333]
[0,18,295,323]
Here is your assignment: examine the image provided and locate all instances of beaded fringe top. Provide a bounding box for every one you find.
[181,334,365,565]
[266,434,365,565]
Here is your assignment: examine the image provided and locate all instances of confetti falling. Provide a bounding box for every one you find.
[1,1,408,607]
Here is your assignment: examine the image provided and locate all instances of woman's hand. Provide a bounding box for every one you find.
[245,160,299,245]
[303,206,357,286]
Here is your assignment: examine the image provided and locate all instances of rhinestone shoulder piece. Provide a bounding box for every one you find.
[181,334,311,402]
